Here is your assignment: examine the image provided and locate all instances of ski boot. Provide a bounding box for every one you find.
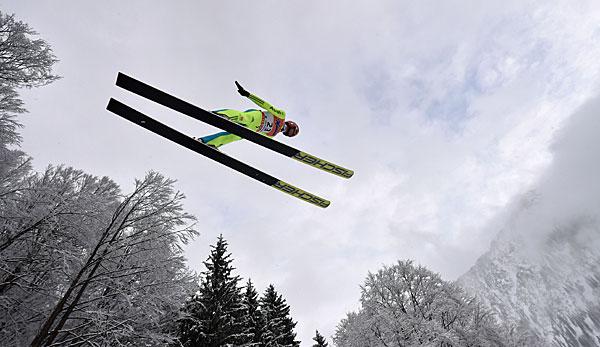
[192,137,220,151]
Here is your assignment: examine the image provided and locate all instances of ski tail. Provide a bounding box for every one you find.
[106,98,331,208]
[115,72,353,179]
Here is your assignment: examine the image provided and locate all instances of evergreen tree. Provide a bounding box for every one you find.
[178,235,245,347]
[260,284,300,347]
[241,279,265,346]
[312,330,328,347]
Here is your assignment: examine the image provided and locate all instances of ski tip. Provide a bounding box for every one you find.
[272,180,330,208]
[318,199,331,208]
[293,152,354,179]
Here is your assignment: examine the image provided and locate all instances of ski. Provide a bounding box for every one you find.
[106,98,331,208]
[114,72,354,179]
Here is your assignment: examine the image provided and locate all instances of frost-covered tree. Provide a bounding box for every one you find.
[0,11,197,346]
[334,260,505,347]
[0,10,59,148]
[0,10,59,258]
[0,84,26,147]
[0,13,86,346]
[312,330,329,347]
[241,279,265,346]
[334,311,382,346]
[178,235,246,347]
[0,166,121,345]
[26,172,197,347]
[0,11,59,89]
[260,284,300,347]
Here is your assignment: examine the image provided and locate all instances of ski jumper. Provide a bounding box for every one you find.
[201,93,286,148]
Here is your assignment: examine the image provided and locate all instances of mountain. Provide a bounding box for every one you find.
[459,96,600,346]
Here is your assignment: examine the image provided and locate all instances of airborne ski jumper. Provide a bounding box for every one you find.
[199,82,299,150]
[106,73,353,208]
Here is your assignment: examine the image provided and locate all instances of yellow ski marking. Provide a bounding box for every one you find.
[292,152,354,179]
[272,180,331,208]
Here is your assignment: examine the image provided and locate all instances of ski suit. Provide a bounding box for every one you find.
[200,93,286,148]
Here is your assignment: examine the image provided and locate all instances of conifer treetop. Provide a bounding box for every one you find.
[312,329,329,347]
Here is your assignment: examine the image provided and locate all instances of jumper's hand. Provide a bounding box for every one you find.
[235,81,250,97]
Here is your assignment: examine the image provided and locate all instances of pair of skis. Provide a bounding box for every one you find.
[106,73,353,208]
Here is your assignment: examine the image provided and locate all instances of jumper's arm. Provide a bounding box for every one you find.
[236,81,285,118]
[247,93,286,119]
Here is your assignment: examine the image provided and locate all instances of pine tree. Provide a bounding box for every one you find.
[312,330,328,347]
[260,284,300,347]
[241,279,265,346]
[178,235,245,347]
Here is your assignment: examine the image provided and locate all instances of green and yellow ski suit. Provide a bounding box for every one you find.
[200,93,286,148]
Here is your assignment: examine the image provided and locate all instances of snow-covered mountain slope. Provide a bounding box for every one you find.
[459,96,600,346]
[460,208,600,346]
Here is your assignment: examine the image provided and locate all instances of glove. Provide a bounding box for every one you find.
[235,81,250,97]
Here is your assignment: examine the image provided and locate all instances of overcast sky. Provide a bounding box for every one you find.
[5,1,600,344]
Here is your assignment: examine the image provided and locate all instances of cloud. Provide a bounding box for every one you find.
[529,94,600,232]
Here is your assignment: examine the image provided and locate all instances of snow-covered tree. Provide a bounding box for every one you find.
[241,279,265,346]
[0,80,33,228]
[1,169,196,347]
[178,235,246,347]
[0,9,58,261]
[334,260,505,347]
[0,11,59,89]
[0,166,121,345]
[260,284,300,347]
[334,311,382,347]
[0,10,58,152]
[312,329,329,347]
[0,11,198,346]
[26,171,198,347]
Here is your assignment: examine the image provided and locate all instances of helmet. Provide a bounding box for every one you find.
[283,120,299,137]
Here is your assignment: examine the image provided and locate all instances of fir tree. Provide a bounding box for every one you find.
[241,279,265,346]
[260,284,300,347]
[312,330,328,347]
[178,235,245,347]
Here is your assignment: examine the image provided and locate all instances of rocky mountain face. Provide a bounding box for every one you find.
[460,97,600,346]
[460,202,600,346]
